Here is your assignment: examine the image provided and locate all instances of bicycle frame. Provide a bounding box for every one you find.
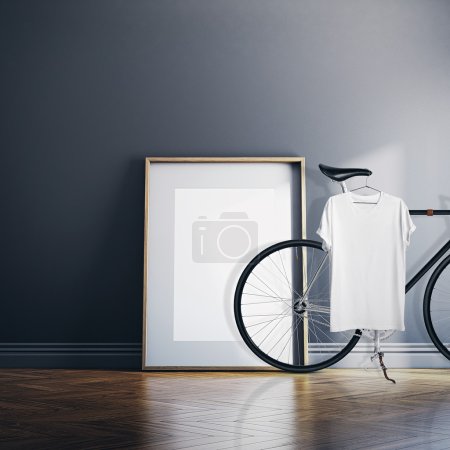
[336,179,450,294]
[234,173,450,377]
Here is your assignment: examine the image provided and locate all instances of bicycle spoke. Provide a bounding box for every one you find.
[258,310,292,348]
[250,272,292,307]
[431,315,450,322]
[277,313,304,360]
[243,292,293,301]
[267,313,300,357]
[248,304,292,340]
[433,286,450,295]
[265,253,299,299]
[245,281,289,305]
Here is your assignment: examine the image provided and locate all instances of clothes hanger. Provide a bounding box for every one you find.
[349,176,382,204]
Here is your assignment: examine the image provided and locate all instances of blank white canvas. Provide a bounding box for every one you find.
[174,188,283,341]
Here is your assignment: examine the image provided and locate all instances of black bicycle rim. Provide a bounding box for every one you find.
[424,254,450,360]
[234,239,361,373]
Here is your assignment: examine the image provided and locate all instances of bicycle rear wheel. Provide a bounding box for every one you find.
[234,239,361,372]
[424,254,450,360]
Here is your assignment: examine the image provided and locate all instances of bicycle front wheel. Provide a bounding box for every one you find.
[424,254,450,360]
[234,239,361,372]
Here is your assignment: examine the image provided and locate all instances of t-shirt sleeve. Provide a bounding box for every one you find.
[400,199,416,247]
[316,198,332,252]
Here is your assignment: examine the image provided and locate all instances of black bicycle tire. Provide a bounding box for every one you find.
[423,254,450,360]
[234,239,362,373]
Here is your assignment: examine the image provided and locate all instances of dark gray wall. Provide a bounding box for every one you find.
[1,0,450,368]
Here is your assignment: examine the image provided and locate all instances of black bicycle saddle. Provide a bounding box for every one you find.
[318,163,372,182]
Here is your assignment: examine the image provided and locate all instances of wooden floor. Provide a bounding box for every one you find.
[1,368,450,449]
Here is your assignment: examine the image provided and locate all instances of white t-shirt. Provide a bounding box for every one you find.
[316,191,416,332]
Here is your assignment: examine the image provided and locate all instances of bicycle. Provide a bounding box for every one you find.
[234,163,450,381]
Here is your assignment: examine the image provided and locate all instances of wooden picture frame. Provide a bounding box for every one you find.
[142,157,306,370]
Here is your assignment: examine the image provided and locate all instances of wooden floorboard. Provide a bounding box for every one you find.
[1,368,450,449]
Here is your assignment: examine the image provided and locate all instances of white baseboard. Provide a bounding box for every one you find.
[332,342,450,368]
